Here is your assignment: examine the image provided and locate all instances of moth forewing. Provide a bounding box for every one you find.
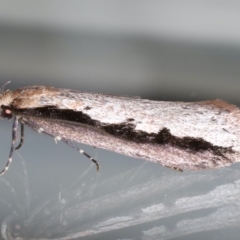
[0,85,240,175]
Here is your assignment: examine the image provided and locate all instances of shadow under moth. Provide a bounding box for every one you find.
[0,83,240,175]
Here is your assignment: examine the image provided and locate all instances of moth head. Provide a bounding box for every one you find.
[0,105,13,119]
[0,81,13,119]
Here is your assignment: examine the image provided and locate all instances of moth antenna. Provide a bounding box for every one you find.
[0,81,11,93]
[15,123,24,150]
[61,138,100,171]
[0,117,18,176]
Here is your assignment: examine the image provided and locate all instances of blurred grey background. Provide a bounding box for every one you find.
[0,1,240,240]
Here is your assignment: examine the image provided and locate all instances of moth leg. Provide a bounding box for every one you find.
[0,117,19,176]
[61,138,100,171]
[15,122,24,150]
[172,167,183,172]
[164,165,183,172]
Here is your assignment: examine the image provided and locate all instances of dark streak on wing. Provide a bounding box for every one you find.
[11,106,234,157]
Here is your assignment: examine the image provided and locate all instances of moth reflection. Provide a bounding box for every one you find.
[1,156,240,240]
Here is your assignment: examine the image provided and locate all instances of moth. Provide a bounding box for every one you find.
[0,82,240,175]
